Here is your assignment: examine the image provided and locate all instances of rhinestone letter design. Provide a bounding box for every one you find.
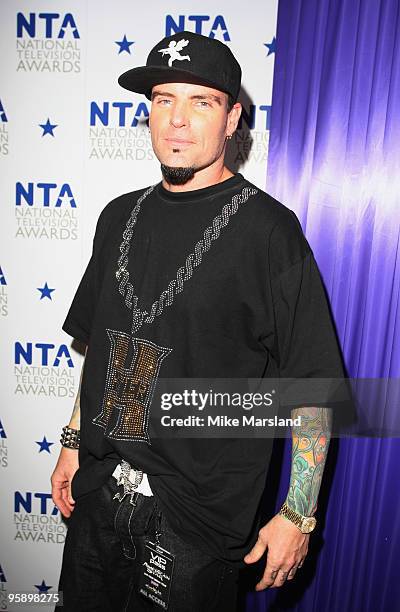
[93,329,172,442]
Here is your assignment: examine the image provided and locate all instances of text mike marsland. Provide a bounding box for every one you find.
[160,415,302,428]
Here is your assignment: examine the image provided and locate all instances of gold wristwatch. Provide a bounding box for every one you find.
[279,501,317,534]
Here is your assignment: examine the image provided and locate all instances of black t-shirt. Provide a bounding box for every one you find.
[62,173,346,566]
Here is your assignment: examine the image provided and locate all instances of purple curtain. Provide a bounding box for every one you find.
[245,1,400,610]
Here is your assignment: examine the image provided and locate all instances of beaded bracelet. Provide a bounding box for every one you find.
[60,425,80,449]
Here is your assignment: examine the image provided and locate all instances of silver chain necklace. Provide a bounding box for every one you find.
[115,183,258,335]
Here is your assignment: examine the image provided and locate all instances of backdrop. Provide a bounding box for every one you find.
[0,1,279,609]
[253,1,400,611]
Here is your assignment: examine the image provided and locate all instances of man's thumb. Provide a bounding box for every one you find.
[244,537,267,564]
[67,482,75,505]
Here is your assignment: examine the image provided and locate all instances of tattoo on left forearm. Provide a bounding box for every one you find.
[286,407,332,516]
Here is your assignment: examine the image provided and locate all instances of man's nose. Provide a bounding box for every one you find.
[169,102,189,128]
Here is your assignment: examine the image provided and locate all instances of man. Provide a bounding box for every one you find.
[52,32,345,611]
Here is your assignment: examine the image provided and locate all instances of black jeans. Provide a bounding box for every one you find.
[58,475,239,611]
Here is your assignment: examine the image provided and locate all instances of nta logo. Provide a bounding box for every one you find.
[0,419,6,438]
[90,102,149,127]
[17,13,80,38]
[166,15,230,40]
[0,266,6,286]
[0,100,7,123]
[14,492,58,514]
[16,183,77,207]
[15,342,74,367]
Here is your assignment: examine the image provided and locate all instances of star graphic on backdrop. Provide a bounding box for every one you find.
[115,35,134,54]
[39,119,57,137]
[34,580,52,593]
[35,436,54,453]
[264,37,276,56]
[37,282,55,300]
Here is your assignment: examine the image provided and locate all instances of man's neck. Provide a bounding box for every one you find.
[162,164,234,193]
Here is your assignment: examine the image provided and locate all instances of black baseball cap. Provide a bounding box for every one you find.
[118,31,242,102]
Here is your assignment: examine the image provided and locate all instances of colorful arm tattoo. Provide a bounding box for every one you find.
[285,407,332,516]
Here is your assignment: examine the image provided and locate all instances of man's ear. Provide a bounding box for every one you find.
[226,102,242,137]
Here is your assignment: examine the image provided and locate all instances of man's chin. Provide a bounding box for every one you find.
[161,164,196,186]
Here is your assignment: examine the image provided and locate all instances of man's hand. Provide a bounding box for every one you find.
[244,513,309,590]
[51,447,79,518]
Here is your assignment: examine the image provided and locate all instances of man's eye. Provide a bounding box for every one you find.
[158,98,172,105]
[193,100,211,108]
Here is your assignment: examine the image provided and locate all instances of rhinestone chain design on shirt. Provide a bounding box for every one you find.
[116,184,258,334]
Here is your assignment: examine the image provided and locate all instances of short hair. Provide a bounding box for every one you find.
[227,94,235,113]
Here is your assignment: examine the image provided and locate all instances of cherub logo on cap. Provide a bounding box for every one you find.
[158,39,191,67]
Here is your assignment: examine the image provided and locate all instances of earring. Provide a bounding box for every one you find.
[226,134,232,140]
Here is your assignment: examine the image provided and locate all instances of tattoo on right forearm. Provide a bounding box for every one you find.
[69,349,86,429]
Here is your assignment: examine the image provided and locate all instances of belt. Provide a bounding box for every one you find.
[112,460,153,497]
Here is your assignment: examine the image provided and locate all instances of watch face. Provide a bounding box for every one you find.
[302,517,316,533]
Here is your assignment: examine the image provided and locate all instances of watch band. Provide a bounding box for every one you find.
[279,501,317,533]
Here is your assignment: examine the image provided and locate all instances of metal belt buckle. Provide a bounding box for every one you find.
[113,460,143,505]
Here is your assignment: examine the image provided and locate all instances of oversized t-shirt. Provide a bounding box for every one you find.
[62,173,346,566]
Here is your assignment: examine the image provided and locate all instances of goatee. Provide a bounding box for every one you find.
[161,164,195,185]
